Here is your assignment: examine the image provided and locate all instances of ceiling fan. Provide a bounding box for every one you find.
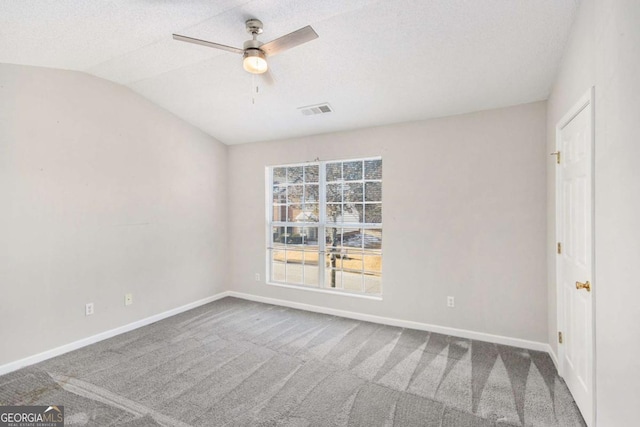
[172,19,318,76]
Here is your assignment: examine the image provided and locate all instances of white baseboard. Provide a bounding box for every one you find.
[227,291,550,353]
[0,291,232,376]
[546,345,560,371]
[1,290,554,377]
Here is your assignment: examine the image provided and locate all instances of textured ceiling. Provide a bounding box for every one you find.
[1,0,578,145]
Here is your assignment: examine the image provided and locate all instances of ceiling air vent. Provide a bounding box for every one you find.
[298,103,333,116]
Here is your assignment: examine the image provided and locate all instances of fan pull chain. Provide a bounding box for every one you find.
[251,74,260,105]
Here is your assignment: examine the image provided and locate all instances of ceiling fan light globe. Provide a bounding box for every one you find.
[243,50,268,74]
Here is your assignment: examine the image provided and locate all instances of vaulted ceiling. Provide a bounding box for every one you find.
[1,0,578,145]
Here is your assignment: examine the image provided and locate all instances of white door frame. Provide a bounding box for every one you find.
[555,86,596,423]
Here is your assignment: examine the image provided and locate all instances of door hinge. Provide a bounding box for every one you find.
[550,151,561,164]
[557,242,562,254]
[558,331,563,344]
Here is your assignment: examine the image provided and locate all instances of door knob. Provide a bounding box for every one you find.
[576,280,591,292]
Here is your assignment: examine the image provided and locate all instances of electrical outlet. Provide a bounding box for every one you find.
[447,296,455,308]
[85,303,94,316]
[255,273,261,281]
[125,293,133,306]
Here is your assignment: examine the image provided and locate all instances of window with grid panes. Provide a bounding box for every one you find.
[268,158,382,295]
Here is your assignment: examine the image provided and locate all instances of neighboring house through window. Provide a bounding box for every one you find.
[267,157,382,295]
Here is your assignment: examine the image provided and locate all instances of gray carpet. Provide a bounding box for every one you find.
[0,297,586,426]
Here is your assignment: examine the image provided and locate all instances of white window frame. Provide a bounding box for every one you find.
[265,157,382,298]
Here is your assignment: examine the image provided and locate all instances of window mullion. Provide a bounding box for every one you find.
[318,161,326,289]
[267,169,274,282]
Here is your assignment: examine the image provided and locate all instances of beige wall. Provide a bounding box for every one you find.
[593,0,640,424]
[547,0,640,424]
[3,5,638,420]
[0,64,228,366]
[228,101,548,343]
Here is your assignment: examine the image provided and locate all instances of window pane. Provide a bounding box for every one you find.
[364,159,382,180]
[326,162,342,182]
[325,267,342,289]
[293,205,318,223]
[364,203,382,224]
[325,251,343,270]
[304,184,319,203]
[326,227,341,248]
[303,249,319,265]
[305,165,319,183]
[300,204,319,222]
[280,227,294,246]
[272,226,287,246]
[344,183,363,203]
[287,204,302,222]
[287,166,303,183]
[273,167,287,184]
[342,205,362,223]
[273,185,287,203]
[286,258,303,284]
[272,250,286,282]
[285,249,303,263]
[365,182,382,202]
[326,183,342,202]
[343,229,382,248]
[343,229,364,248]
[298,227,319,246]
[272,205,286,222]
[344,161,363,181]
[352,204,364,223]
[342,252,363,273]
[287,185,303,204]
[363,229,382,249]
[343,271,363,292]
[304,263,319,286]
[326,204,342,223]
[364,274,382,294]
[364,254,382,274]
[284,228,303,245]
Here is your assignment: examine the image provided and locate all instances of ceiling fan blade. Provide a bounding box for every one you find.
[261,69,275,86]
[172,34,243,54]
[261,26,318,57]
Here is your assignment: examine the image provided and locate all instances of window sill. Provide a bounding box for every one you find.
[265,281,383,301]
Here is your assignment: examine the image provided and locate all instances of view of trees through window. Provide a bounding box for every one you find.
[268,158,382,295]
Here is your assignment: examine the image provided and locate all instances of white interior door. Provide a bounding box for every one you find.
[556,89,595,426]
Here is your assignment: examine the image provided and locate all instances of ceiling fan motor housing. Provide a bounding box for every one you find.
[245,19,264,35]
[243,39,264,51]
